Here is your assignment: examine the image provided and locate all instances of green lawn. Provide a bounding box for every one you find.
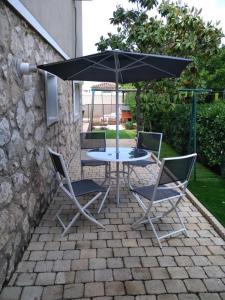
[161,143,225,227]
[94,129,136,139]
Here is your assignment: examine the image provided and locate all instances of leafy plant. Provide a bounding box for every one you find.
[124,120,135,129]
[96,0,223,132]
[149,101,225,175]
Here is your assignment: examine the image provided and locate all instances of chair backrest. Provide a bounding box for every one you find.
[80,131,106,150]
[137,131,163,161]
[48,148,67,179]
[48,148,77,201]
[157,153,197,188]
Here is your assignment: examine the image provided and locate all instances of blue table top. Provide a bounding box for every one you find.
[87,147,150,162]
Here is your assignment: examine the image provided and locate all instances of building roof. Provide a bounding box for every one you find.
[91,82,120,91]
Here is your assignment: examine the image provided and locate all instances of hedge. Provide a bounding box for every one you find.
[149,102,225,176]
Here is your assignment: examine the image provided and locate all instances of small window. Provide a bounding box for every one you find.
[45,71,59,127]
[72,81,80,120]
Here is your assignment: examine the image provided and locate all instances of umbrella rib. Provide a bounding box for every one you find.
[91,66,114,72]
[121,62,176,77]
[67,53,114,80]
[84,58,115,72]
[119,53,176,76]
[115,53,124,84]
[119,53,150,70]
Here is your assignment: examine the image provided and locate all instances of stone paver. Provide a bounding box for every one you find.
[131,267,151,280]
[71,259,88,270]
[34,261,53,273]
[203,279,225,292]
[53,260,71,272]
[85,282,104,297]
[145,280,166,294]
[89,258,106,269]
[178,294,199,300]
[20,286,43,300]
[107,257,124,268]
[125,281,145,295]
[105,281,125,296]
[16,273,36,286]
[184,279,207,293]
[35,272,56,286]
[1,141,225,300]
[55,272,75,284]
[168,267,188,279]
[158,295,178,300]
[16,262,36,273]
[186,267,207,279]
[199,293,221,300]
[75,270,94,283]
[113,269,132,281]
[0,287,22,300]
[42,285,63,300]
[164,279,187,293]
[95,269,113,281]
[63,283,84,299]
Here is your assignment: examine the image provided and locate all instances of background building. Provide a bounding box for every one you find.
[0,0,82,289]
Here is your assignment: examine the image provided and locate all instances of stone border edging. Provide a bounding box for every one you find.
[186,189,225,240]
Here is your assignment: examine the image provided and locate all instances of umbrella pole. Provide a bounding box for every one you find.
[115,69,119,157]
[115,53,120,204]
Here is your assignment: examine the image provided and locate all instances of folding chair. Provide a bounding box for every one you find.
[80,131,110,181]
[123,131,163,186]
[48,148,109,236]
[131,153,197,247]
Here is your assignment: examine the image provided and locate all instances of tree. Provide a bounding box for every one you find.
[96,0,223,131]
[202,46,225,90]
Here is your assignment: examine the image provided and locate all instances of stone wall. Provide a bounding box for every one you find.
[0,2,81,289]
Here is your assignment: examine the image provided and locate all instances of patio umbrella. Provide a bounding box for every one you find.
[38,50,192,155]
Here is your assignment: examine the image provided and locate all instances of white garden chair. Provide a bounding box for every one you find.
[131,153,197,247]
[48,148,109,236]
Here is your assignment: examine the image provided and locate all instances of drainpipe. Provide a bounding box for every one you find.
[73,0,77,57]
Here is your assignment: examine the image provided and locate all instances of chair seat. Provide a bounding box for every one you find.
[131,184,180,201]
[81,159,108,167]
[124,159,155,167]
[64,179,106,197]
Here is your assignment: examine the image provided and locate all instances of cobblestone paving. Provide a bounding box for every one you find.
[1,140,225,300]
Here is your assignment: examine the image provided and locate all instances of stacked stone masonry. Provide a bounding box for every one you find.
[0,1,81,289]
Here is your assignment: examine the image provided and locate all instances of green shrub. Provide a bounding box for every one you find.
[124,120,135,130]
[149,102,225,175]
[124,92,136,121]
[197,103,225,174]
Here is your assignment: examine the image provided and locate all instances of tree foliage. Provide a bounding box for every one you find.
[202,46,225,90]
[96,0,223,130]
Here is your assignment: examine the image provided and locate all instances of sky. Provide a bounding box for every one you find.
[82,0,225,55]
[82,0,225,89]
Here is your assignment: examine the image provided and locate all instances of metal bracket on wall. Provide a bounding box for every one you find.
[14,58,37,78]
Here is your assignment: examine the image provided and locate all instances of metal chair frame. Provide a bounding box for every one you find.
[80,131,109,181]
[124,131,163,186]
[131,153,197,247]
[48,148,109,236]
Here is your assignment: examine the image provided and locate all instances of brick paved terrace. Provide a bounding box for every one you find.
[1,140,225,300]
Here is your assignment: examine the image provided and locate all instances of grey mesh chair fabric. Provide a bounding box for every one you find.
[131,153,197,247]
[48,148,109,236]
[80,131,109,179]
[124,131,163,185]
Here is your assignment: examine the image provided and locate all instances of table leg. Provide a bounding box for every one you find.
[116,161,120,205]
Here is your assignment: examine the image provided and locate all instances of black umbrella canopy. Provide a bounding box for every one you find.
[38,50,192,83]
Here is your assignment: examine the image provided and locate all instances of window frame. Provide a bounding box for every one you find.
[72,81,81,122]
[45,71,59,127]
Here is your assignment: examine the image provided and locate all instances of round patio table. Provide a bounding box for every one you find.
[87,147,150,208]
